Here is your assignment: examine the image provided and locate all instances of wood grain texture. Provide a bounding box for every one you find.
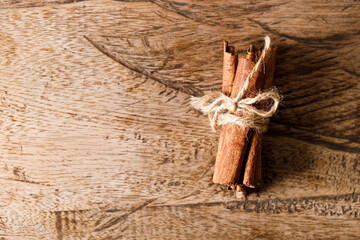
[0,0,359,239]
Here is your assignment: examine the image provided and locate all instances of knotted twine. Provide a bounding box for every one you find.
[190,36,281,133]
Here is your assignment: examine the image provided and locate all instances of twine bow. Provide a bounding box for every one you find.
[190,36,281,133]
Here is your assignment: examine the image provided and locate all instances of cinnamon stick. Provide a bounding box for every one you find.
[222,41,238,96]
[217,42,238,179]
[213,45,266,186]
[243,47,277,188]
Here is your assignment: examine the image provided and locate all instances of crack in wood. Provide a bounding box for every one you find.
[0,177,51,186]
[95,198,157,231]
[83,35,202,96]
[149,0,286,29]
[344,68,360,78]
[150,192,359,216]
[247,17,359,49]
[268,123,360,154]
[0,0,86,9]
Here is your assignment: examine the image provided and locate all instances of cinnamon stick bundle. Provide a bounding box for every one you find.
[213,41,277,197]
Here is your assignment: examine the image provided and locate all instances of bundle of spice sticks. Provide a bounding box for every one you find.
[191,37,279,198]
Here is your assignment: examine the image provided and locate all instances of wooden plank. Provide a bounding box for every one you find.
[0,0,359,238]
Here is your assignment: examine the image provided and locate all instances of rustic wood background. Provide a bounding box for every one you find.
[0,0,359,239]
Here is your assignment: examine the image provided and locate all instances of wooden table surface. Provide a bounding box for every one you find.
[0,0,359,239]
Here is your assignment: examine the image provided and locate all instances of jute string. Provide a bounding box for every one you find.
[190,36,281,133]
